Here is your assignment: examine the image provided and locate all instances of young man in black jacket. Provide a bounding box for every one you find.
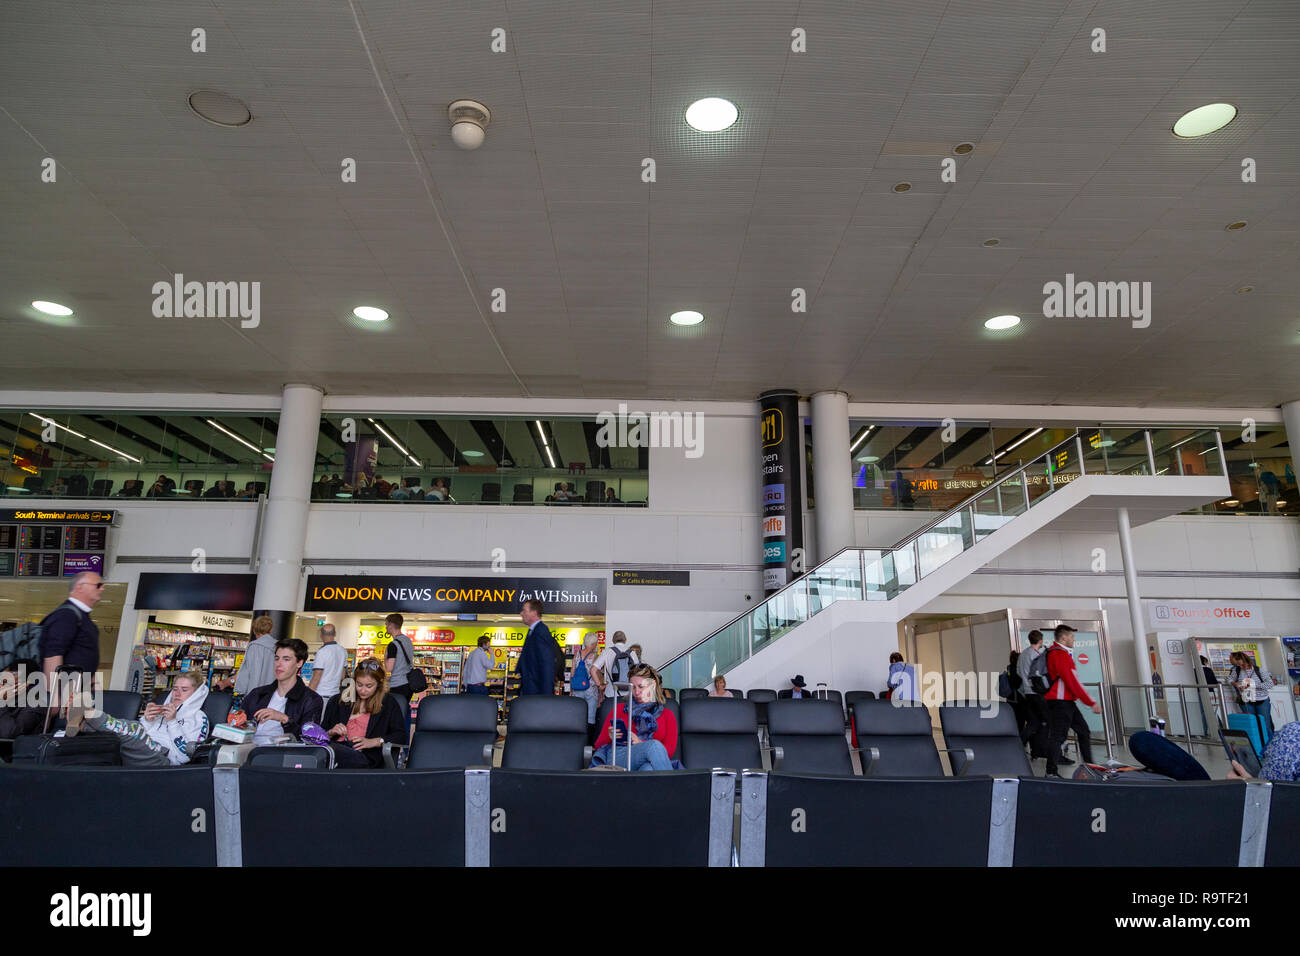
[241,638,324,743]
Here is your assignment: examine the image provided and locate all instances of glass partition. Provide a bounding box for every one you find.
[315,414,648,506]
[0,409,277,500]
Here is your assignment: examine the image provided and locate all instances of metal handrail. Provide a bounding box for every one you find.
[666,430,1086,668]
[1108,681,1232,755]
[665,426,1225,677]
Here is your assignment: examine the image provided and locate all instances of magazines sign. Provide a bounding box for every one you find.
[758,388,805,595]
[304,575,606,616]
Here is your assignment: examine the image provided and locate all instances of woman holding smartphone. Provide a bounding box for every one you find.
[321,658,408,769]
[590,662,679,771]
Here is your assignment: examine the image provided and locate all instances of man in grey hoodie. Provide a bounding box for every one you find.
[1017,630,1050,760]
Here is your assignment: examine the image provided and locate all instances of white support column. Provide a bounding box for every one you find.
[251,384,323,634]
[1116,507,1152,687]
[1282,399,1300,484]
[810,390,853,562]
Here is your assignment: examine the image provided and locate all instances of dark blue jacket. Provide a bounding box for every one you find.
[518,621,557,696]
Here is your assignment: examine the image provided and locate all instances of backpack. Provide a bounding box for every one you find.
[571,654,591,692]
[550,635,567,682]
[0,621,43,671]
[610,646,635,685]
[998,668,1021,702]
[1028,647,1053,695]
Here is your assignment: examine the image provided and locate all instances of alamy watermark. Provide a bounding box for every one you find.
[890,669,1003,717]
[0,666,104,712]
[49,886,151,936]
[151,273,260,328]
[1042,273,1151,328]
[595,403,704,459]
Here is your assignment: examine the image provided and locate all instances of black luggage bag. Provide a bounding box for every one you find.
[11,732,122,766]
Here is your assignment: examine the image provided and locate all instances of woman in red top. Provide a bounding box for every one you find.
[592,663,679,771]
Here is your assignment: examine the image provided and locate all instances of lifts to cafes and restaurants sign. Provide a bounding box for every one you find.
[304,575,606,616]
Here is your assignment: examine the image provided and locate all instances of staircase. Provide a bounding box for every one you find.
[663,426,1230,691]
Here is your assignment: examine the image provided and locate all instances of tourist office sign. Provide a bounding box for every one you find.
[304,575,606,616]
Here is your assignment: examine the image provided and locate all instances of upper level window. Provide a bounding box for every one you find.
[0,410,276,500]
[314,415,648,506]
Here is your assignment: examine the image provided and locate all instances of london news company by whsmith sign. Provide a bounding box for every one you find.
[303,575,606,616]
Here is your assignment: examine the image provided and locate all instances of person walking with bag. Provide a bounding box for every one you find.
[1043,625,1101,777]
[1017,630,1051,760]
[1229,651,1276,743]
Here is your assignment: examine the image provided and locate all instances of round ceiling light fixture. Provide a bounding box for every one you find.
[857,455,880,463]
[448,99,491,150]
[670,310,705,327]
[1173,102,1237,138]
[983,238,1000,247]
[685,97,738,132]
[353,306,389,322]
[1226,220,1248,231]
[462,450,485,458]
[1236,286,1254,294]
[953,142,974,154]
[984,314,1020,330]
[188,89,253,127]
[893,182,912,193]
[32,300,74,316]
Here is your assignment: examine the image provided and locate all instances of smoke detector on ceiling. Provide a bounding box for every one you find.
[448,99,491,150]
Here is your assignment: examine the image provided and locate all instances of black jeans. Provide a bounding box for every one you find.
[1023,694,1050,758]
[1046,699,1093,774]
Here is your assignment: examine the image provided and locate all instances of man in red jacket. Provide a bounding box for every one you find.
[1044,624,1102,777]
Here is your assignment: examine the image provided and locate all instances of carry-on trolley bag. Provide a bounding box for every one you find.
[11,732,122,766]
[589,681,634,771]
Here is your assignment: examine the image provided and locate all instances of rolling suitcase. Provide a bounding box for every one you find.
[589,681,635,771]
[11,732,122,766]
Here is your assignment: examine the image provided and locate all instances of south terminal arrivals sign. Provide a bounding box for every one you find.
[1,508,114,524]
[304,575,606,616]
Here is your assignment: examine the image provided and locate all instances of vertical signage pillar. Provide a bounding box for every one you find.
[758,389,805,595]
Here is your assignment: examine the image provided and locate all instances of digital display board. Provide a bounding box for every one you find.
[17,552,61,576]
[0,510,111,578]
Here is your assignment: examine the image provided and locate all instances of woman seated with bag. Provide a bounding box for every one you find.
[322,658,408,769]
[590,663,681,771]
[65,671,210,767]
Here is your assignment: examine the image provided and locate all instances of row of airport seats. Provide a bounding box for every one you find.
[406,694,1026,777]
[0,763,1289,866]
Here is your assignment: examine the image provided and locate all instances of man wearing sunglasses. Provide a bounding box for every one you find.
[39,571,105,710]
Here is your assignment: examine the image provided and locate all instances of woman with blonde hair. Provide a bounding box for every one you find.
[571,633,602,734]
[322,658,407,769]
[590,662,680,771]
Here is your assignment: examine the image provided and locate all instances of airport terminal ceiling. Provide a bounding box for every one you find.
[0,1,1297,406]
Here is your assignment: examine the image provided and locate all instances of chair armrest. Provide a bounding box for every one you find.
[939,747,976,777]
[852,746,881,777]
[583,746,593,764]
[760,745,784,772]
[213,742,259,766]
[381,742,404,770]
[482,743,495,763]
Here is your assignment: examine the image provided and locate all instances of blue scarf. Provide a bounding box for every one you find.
[629,701,662,740]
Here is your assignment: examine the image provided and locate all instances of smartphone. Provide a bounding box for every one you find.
[613,718,628,744]
[1221,729,1262,777]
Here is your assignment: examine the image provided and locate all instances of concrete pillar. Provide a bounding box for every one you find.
[252,384,324,638]
[1282,400,1300,485]
[810,390,853,562]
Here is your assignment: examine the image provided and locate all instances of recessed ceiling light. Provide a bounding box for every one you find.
[893,182,911,193]
[984,314,1020,330]
[353,306,389,322]
[1226,220,1248,231]
[670,311,704,327]
[983,238,1000,247]
[857,455,880,463]
[32,300,73,316]
[188,89,253,127]
[1236,286,1253,294]
[685,98,738,132]
[263,447,276,453]
[1173,103,1237,138]
[953,142,974,154]
[462,450,485,458]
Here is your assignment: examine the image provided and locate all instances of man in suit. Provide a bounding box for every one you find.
[518,599,559,695]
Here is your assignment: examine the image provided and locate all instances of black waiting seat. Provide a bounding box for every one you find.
[488,769,728,866]
[65,474,89,496]
[238,767,466,866]
[678,688,708,701]
[512,483,532,503]
[118,479,144,497]
[663,688,676,700]
[22,475,44,493]
[481,482,501,503]
[246,744,334,769]
[0,767,218,865]
[743,773,994,867]
[183,479,204,496]
[102,690,143,721]
[851,700,953,777]
[747,688,777,725]
[939,704,1033,777]
[845,691,877,744]
[584,480,605,503]
[408,694,498,769]
[1013,779,1244,866]
[766,699,855,775]
[1265,781,1300,866]
[91,479,113,496]
[676,697,764,771]
[190,690,233,765]
[500,696,590,771]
